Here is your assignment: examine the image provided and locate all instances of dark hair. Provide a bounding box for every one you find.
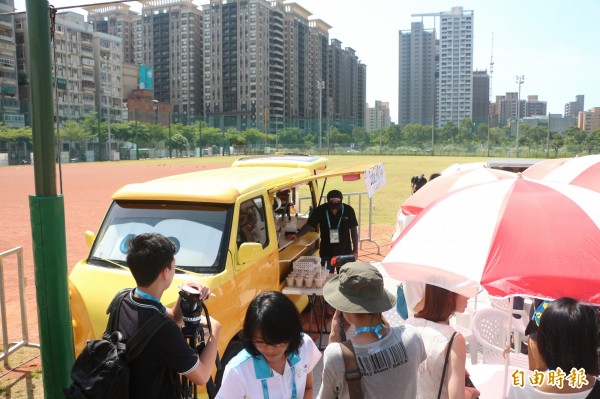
[429,173,441,181]
[411,174,427,193]
[126,233,176,287]
[242,291,303,357]
[537,297,599,375]
[415,284,457,322]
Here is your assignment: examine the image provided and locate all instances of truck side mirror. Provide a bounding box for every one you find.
[84,230,96,249]
[237,242,262,264]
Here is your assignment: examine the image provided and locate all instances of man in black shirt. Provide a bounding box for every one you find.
[295,189,359,272]
[118,233,221,399]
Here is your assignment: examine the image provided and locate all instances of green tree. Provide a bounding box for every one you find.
[168,133,188,157]
[277,127,304,146]
[549,132,564,157]
[582,130,600,155]
[60,120,94,143]
[351,126,369,148]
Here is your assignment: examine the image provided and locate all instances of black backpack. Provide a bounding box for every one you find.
[64,289,169,399]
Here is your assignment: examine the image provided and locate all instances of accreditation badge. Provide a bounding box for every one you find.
[329,228,340,243]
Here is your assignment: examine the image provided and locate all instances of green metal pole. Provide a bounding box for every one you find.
[198,118,202,157]
[168,111,171,158]
[26,1,74,398]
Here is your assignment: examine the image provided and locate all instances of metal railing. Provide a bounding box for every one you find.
[0,247,40,368]
[297,191,380,254]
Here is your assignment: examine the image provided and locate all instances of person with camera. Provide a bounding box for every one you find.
[118,232,222,399]
[292,189,358,273]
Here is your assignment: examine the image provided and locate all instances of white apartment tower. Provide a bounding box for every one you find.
[366,101,391,132]
[437,6,473,127]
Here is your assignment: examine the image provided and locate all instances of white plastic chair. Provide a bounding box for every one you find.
[488,296,529,353]
[471,307,529,369]
[453,306,478,365]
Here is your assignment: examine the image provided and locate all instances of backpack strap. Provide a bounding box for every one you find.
[339,340,363,399]
[438,332,457,399]
[105,288,133,336]
[126,313,170,362]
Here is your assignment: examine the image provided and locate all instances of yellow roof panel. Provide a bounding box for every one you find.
[112,166,315,203]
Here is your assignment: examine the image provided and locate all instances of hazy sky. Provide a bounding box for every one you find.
[14,0,600,122]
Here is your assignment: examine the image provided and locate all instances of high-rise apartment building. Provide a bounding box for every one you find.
[492,92,525,127]
[203,0,278,131]
[0,0,24,128]
[437,6,473,127]
[472,70,489,125]
[404,7,473,128]
[16,12,121,124]
[398,21,436,127]
[308,19,330,134]
[366,101,391,132]
[203,0,336,133]
[283,3,329,133]
[86,3,136,64]
[135,0,203,124]
[578,107,600,132]
[525,95,546,117]
[565,95,584,119]
[328,39,366,132]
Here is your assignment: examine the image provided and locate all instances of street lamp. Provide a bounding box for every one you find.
[152,99,158,124]
[317,80,325,152]
[515,75,525,158]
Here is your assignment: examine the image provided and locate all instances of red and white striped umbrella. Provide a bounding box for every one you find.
[401,167,517,215]
[523,154,600,193]
[383,176,600,304]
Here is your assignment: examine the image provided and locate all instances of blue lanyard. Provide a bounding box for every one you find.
[326,204,344,229]
[259,361,296,399]
[135,288,166,314]
[355,323,386,339]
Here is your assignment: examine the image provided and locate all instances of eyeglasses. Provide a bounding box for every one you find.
[252,340,288,348]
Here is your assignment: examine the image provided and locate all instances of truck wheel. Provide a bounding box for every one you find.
[215,339,244,389]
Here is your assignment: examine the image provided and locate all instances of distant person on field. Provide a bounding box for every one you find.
[411,174,428,193]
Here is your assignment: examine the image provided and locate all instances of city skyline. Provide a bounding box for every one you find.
[14,0,600,123]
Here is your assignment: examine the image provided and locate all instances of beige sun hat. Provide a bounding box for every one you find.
[323,261,396,314]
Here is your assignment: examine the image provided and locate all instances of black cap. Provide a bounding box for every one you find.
[327,189,343,201]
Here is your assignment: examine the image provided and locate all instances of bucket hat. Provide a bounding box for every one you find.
[323,261,396,314]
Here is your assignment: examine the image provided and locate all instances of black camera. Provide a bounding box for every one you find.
[179,286,202,325]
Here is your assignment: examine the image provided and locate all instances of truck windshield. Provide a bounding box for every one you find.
[89,201,231,274]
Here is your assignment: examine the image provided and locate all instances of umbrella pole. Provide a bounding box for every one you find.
[502,297,513,399]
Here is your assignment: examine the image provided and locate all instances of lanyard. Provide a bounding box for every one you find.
[326,204,344,229]
[260,361,296,399]
[135,288,166,314]
[355,323,386,339]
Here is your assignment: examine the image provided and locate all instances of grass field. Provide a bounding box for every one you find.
[0,154,489,399]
